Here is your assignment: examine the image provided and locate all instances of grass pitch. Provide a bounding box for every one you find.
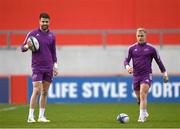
[0,103,180,128]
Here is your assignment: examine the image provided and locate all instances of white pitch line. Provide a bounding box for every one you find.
[0,105,27,112]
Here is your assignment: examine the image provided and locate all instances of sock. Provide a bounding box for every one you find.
[144,109,147,114]
[139,109,146,118]
[28,108,34,118]
[39,108,45,118]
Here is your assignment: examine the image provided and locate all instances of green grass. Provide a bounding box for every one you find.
[0,103,180,128]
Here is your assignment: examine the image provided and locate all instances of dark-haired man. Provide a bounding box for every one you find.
[21,12,58,123]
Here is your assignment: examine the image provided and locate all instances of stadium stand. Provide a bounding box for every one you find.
[0,0,180,47]
[0,0,180,75]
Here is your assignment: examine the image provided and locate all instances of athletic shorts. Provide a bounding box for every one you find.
[133,74,152,91]
[32,70,53,83]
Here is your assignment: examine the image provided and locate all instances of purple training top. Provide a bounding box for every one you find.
[21,28,57,72]
[124,42,166,76]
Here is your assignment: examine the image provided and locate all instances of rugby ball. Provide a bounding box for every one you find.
[27,36,40,52]
[116,113,129,123]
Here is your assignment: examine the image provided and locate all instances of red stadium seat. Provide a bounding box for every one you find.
[0,35,8,46]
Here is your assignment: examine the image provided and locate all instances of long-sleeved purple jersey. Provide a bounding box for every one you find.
[21,29,57,72]
[124,42,166,76]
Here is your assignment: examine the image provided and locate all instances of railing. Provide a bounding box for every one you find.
[0,29,180,49]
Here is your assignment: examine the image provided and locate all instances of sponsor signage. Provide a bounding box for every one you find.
[28,76,180,103]
[0,77,9,103]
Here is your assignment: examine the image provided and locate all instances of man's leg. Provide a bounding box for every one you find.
[133,76,141,105]
[38,81,51,122]
[28,82,41,123]
[134,90,140,105]
[138,83,149,122]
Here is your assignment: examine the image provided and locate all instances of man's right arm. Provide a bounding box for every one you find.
[21,32,31,52]
[124,47,133,74]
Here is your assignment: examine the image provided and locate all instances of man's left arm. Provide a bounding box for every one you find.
[52,35,58,76]
[153,48,169,83]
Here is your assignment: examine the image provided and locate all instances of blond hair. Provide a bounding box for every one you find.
[136,28,147,34]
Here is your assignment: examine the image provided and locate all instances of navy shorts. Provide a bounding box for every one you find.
[32,70,53,83]
[133,74,152,91]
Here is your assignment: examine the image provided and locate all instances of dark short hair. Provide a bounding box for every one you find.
[39,12,50,19]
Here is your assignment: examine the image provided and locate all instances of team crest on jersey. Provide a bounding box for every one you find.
[134,49,138,51]
[144,48,149,51]
[36,34,40,37]
[48,34,52,37]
